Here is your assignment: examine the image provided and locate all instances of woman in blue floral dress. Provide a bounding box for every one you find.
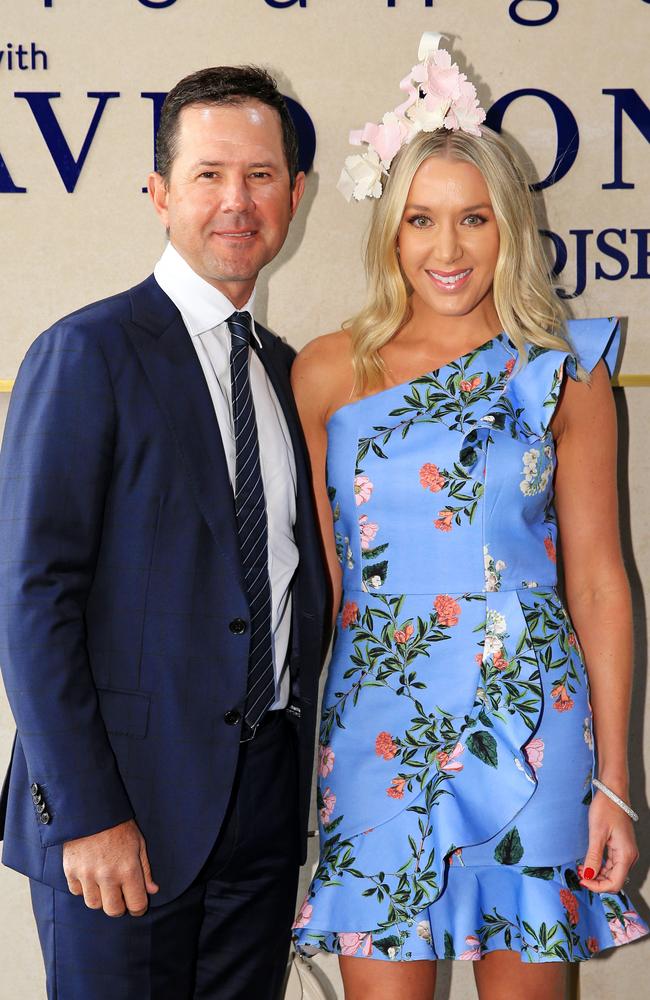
[292,36,647,1000]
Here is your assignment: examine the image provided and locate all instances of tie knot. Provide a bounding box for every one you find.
[227,311,253,348]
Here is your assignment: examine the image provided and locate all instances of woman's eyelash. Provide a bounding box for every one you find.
[406,214,488,226]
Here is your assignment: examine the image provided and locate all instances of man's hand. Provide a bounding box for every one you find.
[63,819,159,917]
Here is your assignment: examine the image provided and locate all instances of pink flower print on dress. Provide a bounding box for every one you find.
[459,375,481,393]
[459,934,481,960]
[318,744,335,778]
[551,683,575,713]
[359,514,379,550]
[354,474,374,506]
[608,911,648,945]
[559,888,579,926]
[544,536,557,563]
[493,648,509,672]
[375,731,398,760]
[341,601,359,629]
[587,936,600,954]
[505,357,516,375]
[292,895,313,929]
[419,463,446,492]
[437,742,465,772]
[434,594,462,626]
[319,787,336,825]
[394,623,414,644]
[338,932,373,957]
[387,777,406,799]
[434,509,454,532]
[523,737,544,773]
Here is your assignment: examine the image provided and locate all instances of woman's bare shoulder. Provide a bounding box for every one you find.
[291,330,356,420]
[293,329,353,373]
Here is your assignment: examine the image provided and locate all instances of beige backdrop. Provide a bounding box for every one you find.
[1,1,649,997]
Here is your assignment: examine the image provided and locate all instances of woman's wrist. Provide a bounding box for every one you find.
[592,778,639,822]
[594,766,630,800]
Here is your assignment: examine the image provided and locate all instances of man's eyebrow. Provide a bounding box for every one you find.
[192,159,279,169]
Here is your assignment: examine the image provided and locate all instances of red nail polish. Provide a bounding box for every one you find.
[583,867,595,880]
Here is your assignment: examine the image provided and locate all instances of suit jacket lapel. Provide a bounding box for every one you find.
[125,276,245,584]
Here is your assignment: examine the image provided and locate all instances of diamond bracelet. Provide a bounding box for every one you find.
[592,778,639,822]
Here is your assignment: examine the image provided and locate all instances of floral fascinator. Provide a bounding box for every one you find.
[338,32,486,203]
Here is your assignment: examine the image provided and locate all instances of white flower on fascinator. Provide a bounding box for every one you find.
[337,148,384,202]
[405,92,448,133]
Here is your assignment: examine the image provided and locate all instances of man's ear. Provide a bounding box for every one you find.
[290,171,306,219]
[148,172,170,228]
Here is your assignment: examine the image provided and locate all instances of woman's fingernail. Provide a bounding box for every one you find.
[583,867,596,880]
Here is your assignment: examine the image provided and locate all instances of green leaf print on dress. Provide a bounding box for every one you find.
[494,827,524,865]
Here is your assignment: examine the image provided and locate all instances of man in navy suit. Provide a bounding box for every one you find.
[0,66,326,999]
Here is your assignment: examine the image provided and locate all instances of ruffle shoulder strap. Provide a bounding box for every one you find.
[495,317,620,442]
[460,319,622,466]
[564,316,621,380]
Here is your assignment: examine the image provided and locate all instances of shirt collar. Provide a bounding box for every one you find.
[153,242,261,346]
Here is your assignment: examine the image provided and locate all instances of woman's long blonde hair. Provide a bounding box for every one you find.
[349,126,575,391]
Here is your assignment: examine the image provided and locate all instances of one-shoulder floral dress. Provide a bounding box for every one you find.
[293,318,648,964]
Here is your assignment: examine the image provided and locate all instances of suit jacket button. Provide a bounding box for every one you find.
[39,812,50,825]
[33,794,43,806]
[30,782,39,796]
[36,802,46,814]
[224,710,241,726]
[229,619,247,635]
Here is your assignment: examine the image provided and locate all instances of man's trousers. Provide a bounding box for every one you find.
[30,711,300,999]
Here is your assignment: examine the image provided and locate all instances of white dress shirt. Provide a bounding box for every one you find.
[154,243,298,710]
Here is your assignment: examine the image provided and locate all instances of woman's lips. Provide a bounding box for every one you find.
[426,267,473,292]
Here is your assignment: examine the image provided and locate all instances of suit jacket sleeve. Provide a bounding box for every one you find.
[0,320,134,847]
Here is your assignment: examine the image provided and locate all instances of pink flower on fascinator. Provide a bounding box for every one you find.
[351,112,410,167]
[444,78,486,136]
[427,49,463,102]
[397,50,460,121]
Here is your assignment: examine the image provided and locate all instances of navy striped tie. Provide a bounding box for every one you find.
[227,311,276,730]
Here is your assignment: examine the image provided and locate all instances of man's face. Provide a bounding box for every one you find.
[149,100,305,307]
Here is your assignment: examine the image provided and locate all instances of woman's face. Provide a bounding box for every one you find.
[396,156,500,321]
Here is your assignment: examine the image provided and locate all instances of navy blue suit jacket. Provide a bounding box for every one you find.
[0,275,327,906]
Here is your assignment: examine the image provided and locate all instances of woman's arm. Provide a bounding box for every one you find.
[553,359,638,891]
[291,336,346,630]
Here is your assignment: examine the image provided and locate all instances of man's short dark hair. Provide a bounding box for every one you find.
[156,65,300,186]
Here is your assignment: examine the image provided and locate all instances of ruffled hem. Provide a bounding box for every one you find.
[294,859,648,964]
